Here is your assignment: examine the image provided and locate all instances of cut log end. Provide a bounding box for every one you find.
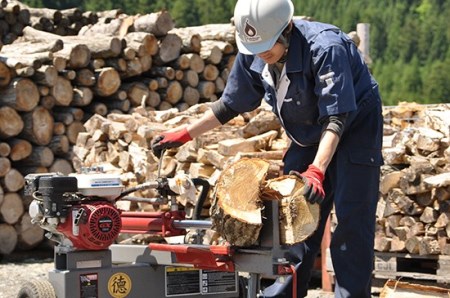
[211,158,270,246]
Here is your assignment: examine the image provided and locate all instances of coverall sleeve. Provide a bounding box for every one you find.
[220,53,265,113]
[312,42,358,121]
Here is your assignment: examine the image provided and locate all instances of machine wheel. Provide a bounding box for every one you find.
[17,279,56,298]
[238,276,248,298]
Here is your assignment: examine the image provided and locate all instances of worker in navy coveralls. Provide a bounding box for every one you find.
[152,0,384,297]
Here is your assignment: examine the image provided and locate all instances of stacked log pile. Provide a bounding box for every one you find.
[0,1,101,44]
[0,8,239,255]
[376,102,450,255]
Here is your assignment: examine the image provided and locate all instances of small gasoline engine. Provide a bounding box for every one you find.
[26,171,125,250]
[21,167,295,298]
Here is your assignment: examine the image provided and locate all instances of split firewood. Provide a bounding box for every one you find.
[210,158,319,247]
[380,280,450,298]
[264,176,320,244]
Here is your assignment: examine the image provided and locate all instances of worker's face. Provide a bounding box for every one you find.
[257,43,286,64]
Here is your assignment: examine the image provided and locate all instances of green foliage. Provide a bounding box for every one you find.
[18,0,450,104]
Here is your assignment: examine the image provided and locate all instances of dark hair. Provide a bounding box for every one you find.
[277,21,293,47]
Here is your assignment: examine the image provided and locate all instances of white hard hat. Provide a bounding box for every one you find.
[234,0,294,55]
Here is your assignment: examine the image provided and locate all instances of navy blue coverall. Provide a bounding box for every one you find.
[220,20,384,297]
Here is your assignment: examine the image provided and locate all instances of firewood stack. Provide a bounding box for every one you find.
[71,103,288,214]
[376,102,450,255]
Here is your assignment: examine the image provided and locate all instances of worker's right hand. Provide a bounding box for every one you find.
[289,164,325,204]
[151,127,192,158]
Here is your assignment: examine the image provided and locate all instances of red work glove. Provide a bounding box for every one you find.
[289,164,325,204]
[151,127,192,158]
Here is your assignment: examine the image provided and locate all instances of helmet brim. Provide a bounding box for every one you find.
[235,30,278,55]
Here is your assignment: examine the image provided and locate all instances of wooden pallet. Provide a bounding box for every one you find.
[374,252,450,284]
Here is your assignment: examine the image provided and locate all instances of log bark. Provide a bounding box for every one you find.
[132,11,174,37]
[32,64,58,86]
[48,135,70,156]
[15,146,54,167]
[125,32,158,56]
[75,68,95,86]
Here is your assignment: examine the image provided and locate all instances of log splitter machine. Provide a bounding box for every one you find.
[19,165,296,298]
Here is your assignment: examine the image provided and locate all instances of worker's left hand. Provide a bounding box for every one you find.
[151,127,192,158]
[289,165,325,204]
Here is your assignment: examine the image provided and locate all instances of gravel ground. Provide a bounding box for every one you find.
[0,255,334,298]
[0,258,54,298]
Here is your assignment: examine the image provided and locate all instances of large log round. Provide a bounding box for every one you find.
[211,158,270,246]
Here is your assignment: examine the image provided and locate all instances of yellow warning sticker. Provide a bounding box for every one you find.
[108,272,132,298]
[166,266,199,273]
